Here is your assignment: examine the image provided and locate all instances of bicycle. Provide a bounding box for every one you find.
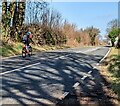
[22,44,32,58]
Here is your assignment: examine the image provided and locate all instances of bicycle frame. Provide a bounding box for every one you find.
[22,44,32,57]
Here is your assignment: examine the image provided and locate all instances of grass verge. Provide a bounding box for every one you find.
[0,42,23,57]
[100,47,120,97]
[0,42,70,57]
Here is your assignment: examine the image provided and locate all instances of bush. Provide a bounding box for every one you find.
[76,36,81,43]
[109,55,120,77]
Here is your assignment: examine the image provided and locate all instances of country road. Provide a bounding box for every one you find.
[1,46,110,105]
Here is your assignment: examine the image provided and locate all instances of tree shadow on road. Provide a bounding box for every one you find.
[1,51,118,105]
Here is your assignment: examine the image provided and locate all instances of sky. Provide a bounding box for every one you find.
[50,2,118,38]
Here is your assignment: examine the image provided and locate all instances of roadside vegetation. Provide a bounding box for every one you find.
[1,1,119,57]
[107,19,120,48]
[1,42,22,57]
[1,1,103,57]
[108,48,120,97]
[102,18,120,98]
[0,41,70,57]
[100,47,120,98]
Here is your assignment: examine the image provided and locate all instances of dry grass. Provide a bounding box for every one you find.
[99,47,120,98]
[0,41,70,57]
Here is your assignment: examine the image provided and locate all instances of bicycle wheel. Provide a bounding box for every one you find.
[28,46,32,57]
[22,47,26,58]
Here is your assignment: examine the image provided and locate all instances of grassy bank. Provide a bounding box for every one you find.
[1,39,96,58]
[100,47,120,97]
[0,42,70,57]
[0,42,23,57]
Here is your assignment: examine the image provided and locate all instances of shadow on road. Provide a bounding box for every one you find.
[1,51,117,105]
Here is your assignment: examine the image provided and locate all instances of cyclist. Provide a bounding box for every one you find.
[22,31,33,53]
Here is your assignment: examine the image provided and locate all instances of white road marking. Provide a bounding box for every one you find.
[73,82,80,88]
[1,54,70,75]
[88,70,92,74]
[1,55,21,60]
[62,92,69,99]
[93,66,97,69]
[1,47,102,75]
[62,71,93,99]
[83,47,101,53]
[59,56,65,59]
[96,63,99,66]
[40,57,46,60]
[99,48,111,63]
[74,47,101,53]
[0,62,40,75]
[81,76,87,80]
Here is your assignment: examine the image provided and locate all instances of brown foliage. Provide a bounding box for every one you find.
[1,1,102,47]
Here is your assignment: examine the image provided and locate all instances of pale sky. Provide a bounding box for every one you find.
[50,2,118,38]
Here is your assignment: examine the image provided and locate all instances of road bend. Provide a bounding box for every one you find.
[1,46,110,105]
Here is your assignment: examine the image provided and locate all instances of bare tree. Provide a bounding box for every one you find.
[106,19,118,33]
[25,1,48,24]
[84,26,100,45]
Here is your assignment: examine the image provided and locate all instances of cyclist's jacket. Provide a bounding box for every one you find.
[22,32,32,44]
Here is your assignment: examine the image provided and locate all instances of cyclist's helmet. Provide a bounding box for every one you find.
[26,31,32,38]
[26,32,31,36]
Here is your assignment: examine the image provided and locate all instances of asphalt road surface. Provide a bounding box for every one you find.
[1,46,110,105]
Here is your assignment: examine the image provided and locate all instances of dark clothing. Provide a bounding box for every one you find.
[22,34,31,46]
[22,33,33,52]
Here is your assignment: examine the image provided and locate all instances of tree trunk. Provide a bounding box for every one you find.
[12,1,26,41]
[18,1,26,26]
[7,2,16,42]
[16,1,26,41]
[2,2,9,38]
[9,2,16,27]
[111,41,114,47]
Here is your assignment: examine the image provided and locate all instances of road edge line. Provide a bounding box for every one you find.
[99,47,111,64]
[1,55,21,60]
[0,62,40,75]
